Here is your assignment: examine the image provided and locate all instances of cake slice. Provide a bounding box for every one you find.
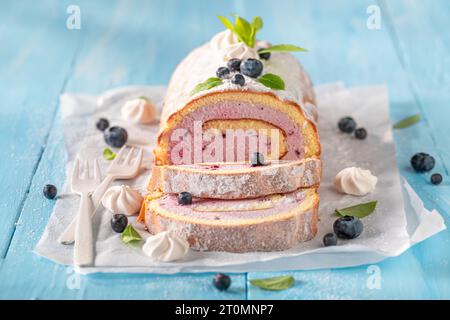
[142,188,319,252]
[148,159,321,199]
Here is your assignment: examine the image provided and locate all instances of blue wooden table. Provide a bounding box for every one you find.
[1,0,449,299]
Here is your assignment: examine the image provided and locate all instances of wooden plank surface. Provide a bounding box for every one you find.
[0,0,247,300]
[0,0,80,258]
[380,0,450,298]
[247,0,450,299]
[0,0,448,299]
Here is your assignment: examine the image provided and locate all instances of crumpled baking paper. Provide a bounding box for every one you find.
[34,83,446,274]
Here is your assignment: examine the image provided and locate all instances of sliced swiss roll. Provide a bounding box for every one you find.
[142,188,319,253]
[154,28,320,165]
[142,16,322,253]
[148,159,322,199]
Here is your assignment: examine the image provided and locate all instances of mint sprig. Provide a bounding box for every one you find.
[335,201,377,218]
[121,224,142,244]
[217,15,262,48]
[257,73,285,90]
[258,44,308,54]
[250,275,294,291]
[217,15,306,53]
[190,77,223,96]
[103,147,116,161]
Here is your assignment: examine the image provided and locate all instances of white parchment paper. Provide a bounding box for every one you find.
[34,83,446,274]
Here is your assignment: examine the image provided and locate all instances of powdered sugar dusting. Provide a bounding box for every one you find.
[147,195,318,253]
[160,31,316,127]
[162,159,321,199]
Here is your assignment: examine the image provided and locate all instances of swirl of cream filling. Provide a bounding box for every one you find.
[334,167,377,196]
[142,231,189,262]
[121,98,156,124]
[210,30,260,62]
[101,185,143,215]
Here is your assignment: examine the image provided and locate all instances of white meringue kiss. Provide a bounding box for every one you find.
[334,167,378,196]
[121,98,156,124]
[142,231,189,262]
[101,185,143,215]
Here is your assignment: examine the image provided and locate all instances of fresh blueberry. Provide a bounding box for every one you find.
[258,49,271,60]
[178,192,192,205]
[240,58,263,78]
[338,117,356,133]
[411,152,435,173]
[354,128,367,140]
[213,273,231,291]
[323,233,338,246]
[111,214,128,233]
[251,152,265,166]
[216,67,230,79]
[231,74,245,86]
[227,58,241,72]
[104,126,128,148]
[96,118,109,132]
[431,173,443,185]
[333,216,364,239]
[43,184,57,200]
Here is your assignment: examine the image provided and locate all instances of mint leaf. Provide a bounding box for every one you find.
[251,16,263,31]
[233,16,252,46]
[393,114,421,129]
[335,201,377,218]
[217,15,233,31]
[257,73,285,90]
[103,147,116,161]
[190,77,223,96]
[249,16,263,47]
[139,96,149,101]
[121,224,142,244]
[258,44,308,54]
[250,275,294,291]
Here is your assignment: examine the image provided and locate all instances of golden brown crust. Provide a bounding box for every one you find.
[147,165,162,192]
